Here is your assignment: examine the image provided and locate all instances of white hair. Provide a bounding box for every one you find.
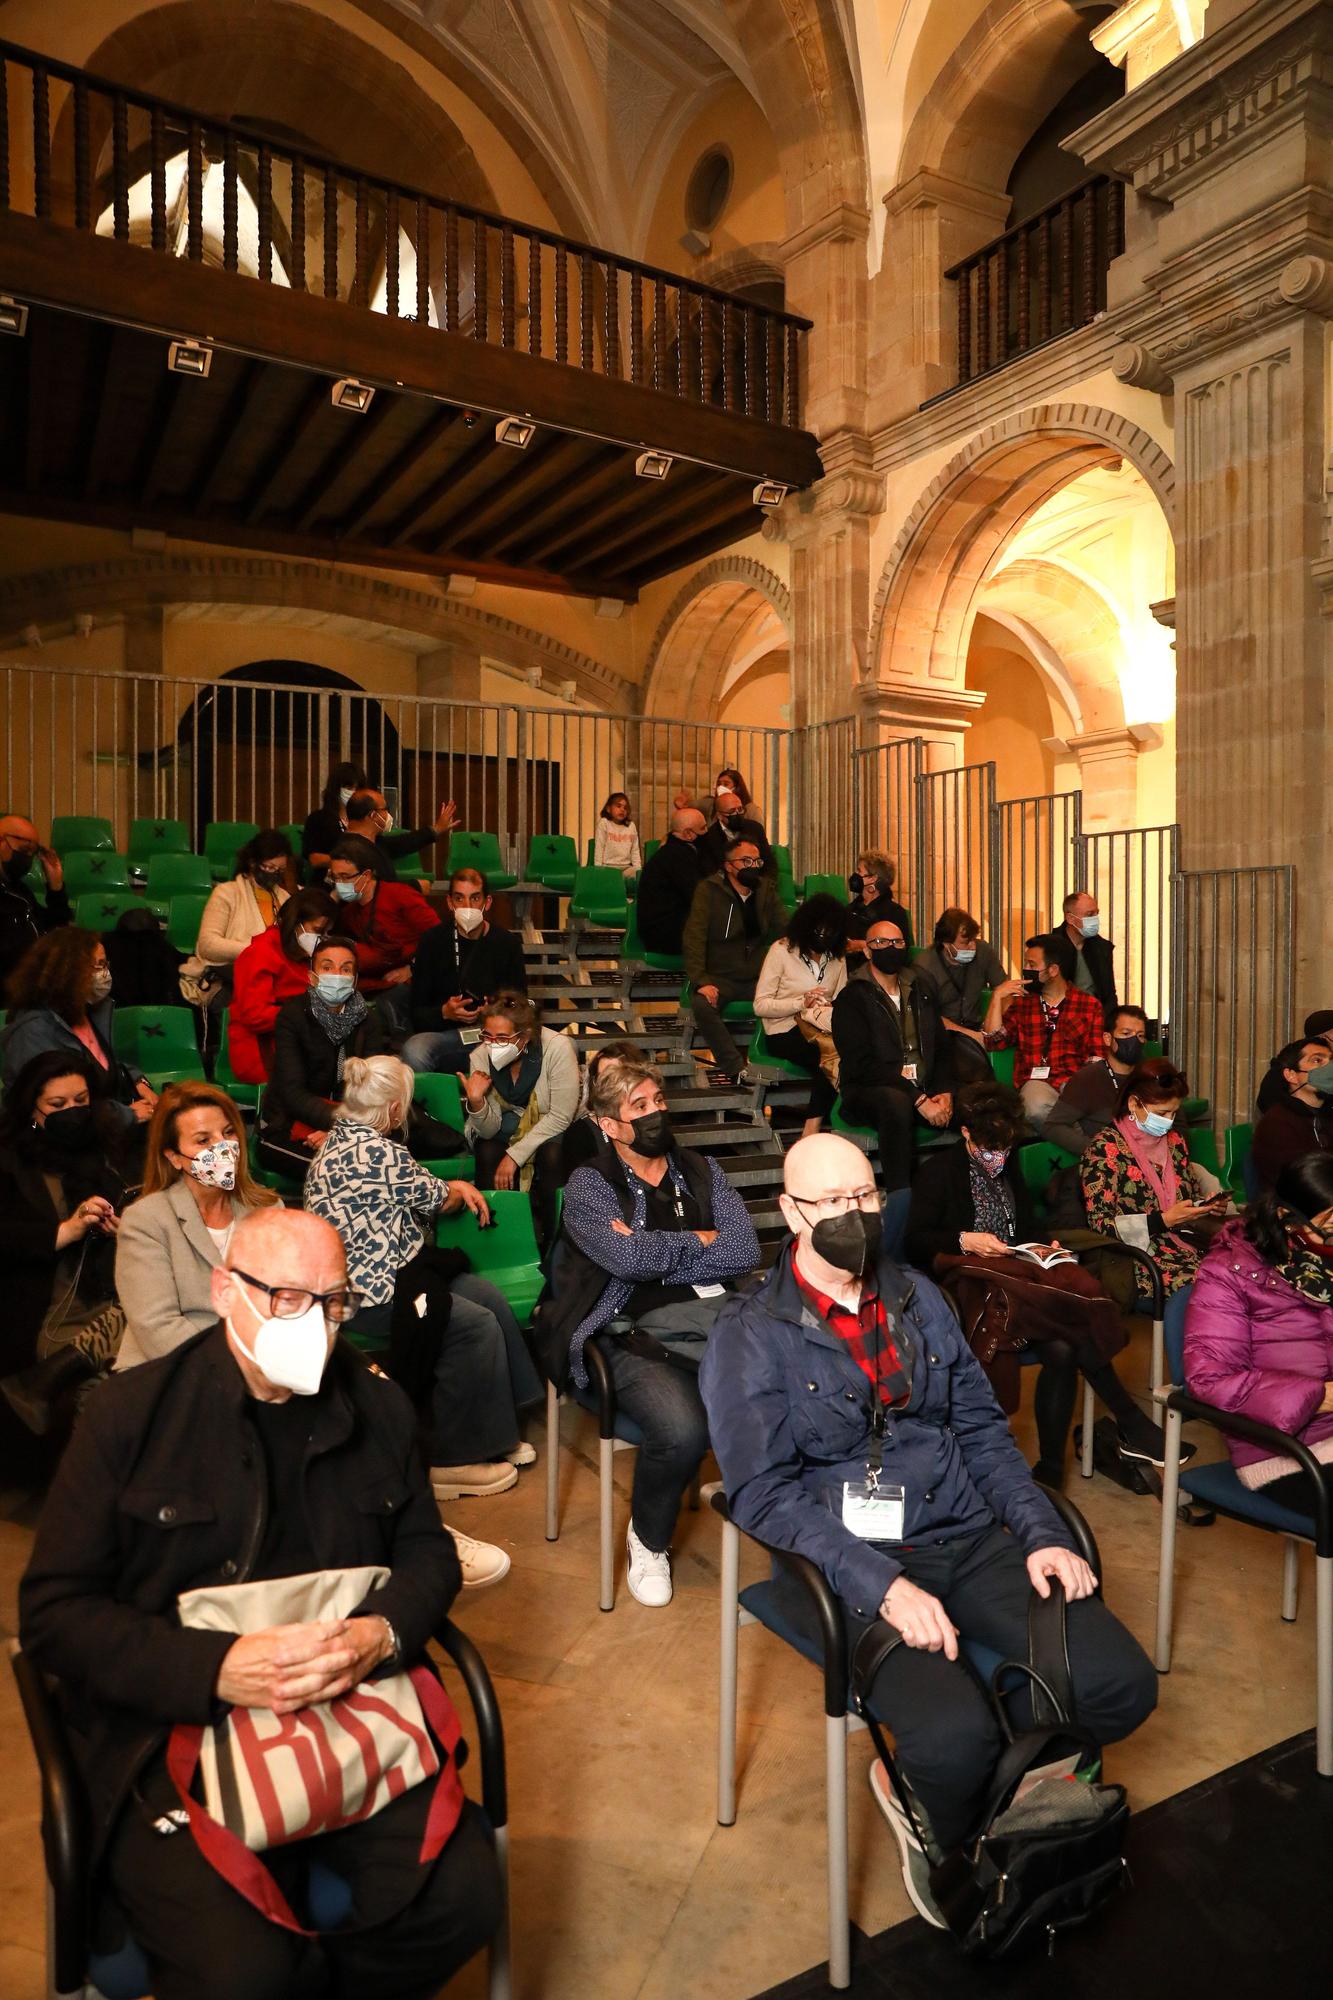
[336,1054,414,1134]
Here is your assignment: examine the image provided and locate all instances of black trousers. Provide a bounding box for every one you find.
[1263,1465,1333,1516]
[840,1082,917,1192]
[774,1523,1157,1850]
[106,1765,501,2000]
[472,1131,565,1249]
[763,1024,837,1122]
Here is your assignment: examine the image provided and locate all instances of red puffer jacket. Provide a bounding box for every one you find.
[1184,1219,1333,1478]
[228,926,312,1082]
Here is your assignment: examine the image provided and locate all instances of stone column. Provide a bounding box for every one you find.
[780,462,882,726]
[855,678,987,769]
[873,172,1011,418]
[1067,724,1155,829]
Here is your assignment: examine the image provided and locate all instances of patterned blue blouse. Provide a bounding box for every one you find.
[304,1118,448,1306]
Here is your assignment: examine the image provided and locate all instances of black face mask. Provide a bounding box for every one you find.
[810,1209,881,1275]
[848,872,864,896]
[1022,968,1044,997]
[869,943,907,973]
[723,812,744,828]
[38,1105,95,1151]
[628,1111,673,1157]
[1113,1034,1144,1065]
[4,849,32,881]
[735,863,764,883]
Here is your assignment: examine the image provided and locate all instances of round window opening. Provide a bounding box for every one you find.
[686,146,733,233]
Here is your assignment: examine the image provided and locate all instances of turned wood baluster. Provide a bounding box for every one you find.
[72,79,90,229]
[386,187,400,318]
[32,64,49,220]
[289,156,305,292]
[149,104,166,251]
[188,123,206,264]
[112,95,129,241]
[323,164,338,297]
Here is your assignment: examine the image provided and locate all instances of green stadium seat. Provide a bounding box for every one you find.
[1016,1140,1077,1217]
[61,851,132,897]
[204,821,259,883]
[748,1022,809,1080]
[570,864,629,927]
[1187,1125,1222,1179]
[1223,1121,1253,1198]
[679,980,753,1023]
[801,872,850,904]
[771,844,792,874]
[622,900,683,972]
[989,1045,1017,1088]
[167,893,211,957]
[146,853,214,898]
[642,839,662,864]
[447,831,515,891]
[111,1005,206,1087]
[421,1155,476,1183]
[215,1012,261,1111]
[75,891,145,932]
[52,815,115,854]
[524,833,579,893]
[280,823,304,854]
[411,1072,466,1137]
[435,1190,543,1324]
[128,818,191,867]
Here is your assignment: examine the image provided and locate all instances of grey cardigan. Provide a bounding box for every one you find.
[114,1180,257,1369]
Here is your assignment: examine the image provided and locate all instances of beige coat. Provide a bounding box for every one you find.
[180,876,289,991]
[753,940,848,1036]
[115,1180,258,1368]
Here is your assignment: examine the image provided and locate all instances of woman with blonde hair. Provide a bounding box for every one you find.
[115,1081,277,1368]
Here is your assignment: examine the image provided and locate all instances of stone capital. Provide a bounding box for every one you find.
[1279,251,1333,312]
[781,203,873,266]
[880,169,1011,234]
[1112,341,1175,391]
[1092,0,1206,91]
[855,678,987,736]
[1063,723,1163,763]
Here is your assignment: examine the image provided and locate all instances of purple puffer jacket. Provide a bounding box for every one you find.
[1184,1219,1333,1474]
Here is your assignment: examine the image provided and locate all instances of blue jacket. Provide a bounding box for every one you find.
[0,999,143,1129]
[699,1244,1073,1618]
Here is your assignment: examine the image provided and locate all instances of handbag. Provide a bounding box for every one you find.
[796,1013,840,1087]
[166,1565,464,1933]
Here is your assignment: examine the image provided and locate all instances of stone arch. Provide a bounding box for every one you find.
[870,404,1174,693]
[642,557,792,719]
[733,0,868,226]
[975,559,1128,736]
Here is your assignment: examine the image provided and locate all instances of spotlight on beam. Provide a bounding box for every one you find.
[332,376,375,413]
[635,450,673,481]
[752,479,789,510]
[167,336,212,377]
[0,296,30,338]
[495,414,536,449]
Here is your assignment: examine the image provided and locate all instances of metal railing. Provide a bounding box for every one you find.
[792,717,859,877]
[1075,824,1177,1036]
[0,38,808,424]
[852,738,925,915]
[917,763,998,945]
[944,175,1123,387]
[994,791,1083,976]
[1171,866,1295,1136]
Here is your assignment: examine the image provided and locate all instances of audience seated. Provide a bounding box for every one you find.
[403,866,527,1075]
[20,1205,502,2000]
[1059,889,1119,1011]
[983,930,1103,1129]
[682,833,785,1083]
[904,1080,1174,1481]
[846,849,914,953]
[460,993,578,1246]
[593,791,642,875]
[1042,1004,1152,1157]
[0,1050,128,1431]
[229,888,337,1082]
[687,766,762,828]
[699,1132,1156,1920]
[300,758,368,877]
[753,892,849,1136]
[0,814,71,985]
[539,1053,759,1606]
[909,907,1007,1080]
[634,808,707,956]
[831,915,952,1190]
[3,927,157,1132]
[178,828,293,1011]
[116,1082,279,1368]
[343,788,458,880]
[258,934,390,1178]
[304,1055,540,1561]
[1257,1012,1333,1109]
[326,836,439,1029]
[1185,1151,1333,1518]
[698,789,775,877]
[1252,1038,1333,1188]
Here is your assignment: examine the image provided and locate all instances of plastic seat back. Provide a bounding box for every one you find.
[215,1012,261,1109]
[52,815,115,854]
[61,851,131,896]
[525,834,578,887]
[167,893,211,956]
[128,818,190,863]
[989,1045,1017,1088]
[1223,1121,1253,1197]
[112,1005,205,1083]
[435,1190,543,1322]
[447,830,515,887]
[570,864,629,925]
[75,890,144,932]
[203,821,259,882]
[412,1071,466,1134]
[146,853,214,897]
[801,872,850,904]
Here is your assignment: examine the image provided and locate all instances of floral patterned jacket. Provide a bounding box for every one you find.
[1079,1123,1200,1297]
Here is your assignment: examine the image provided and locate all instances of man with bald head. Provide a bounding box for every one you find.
[635,805,709,958]
[22,1205,500,1999]
[700,1133,1156,1925]
[698,788,774,878]
[0,812,71,984]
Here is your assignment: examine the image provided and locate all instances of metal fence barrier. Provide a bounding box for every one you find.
[917,762,998,945]
[852,737,925,915]
[994,791,1082,974]
[1171,866,1295,1137]
[790,716,857,878]
[1075,824,1177,1035]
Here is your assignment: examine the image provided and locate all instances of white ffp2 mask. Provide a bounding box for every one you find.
[230,1294,330,1397]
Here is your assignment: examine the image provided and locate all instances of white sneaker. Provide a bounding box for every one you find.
[505,1440,537,1467]
[446,1524,511,1589]
[868,1760,947,1929]
[625,1523,673,1607]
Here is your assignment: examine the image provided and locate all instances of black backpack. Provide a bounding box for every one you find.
[853,1584,1130,1959]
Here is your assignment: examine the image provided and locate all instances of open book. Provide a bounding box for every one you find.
[1010,1242,1078,1269]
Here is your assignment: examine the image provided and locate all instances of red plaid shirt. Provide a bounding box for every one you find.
[988,987,1104,1090]
[794,1258,909,1406]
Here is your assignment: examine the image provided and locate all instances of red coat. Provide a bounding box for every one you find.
[339,882,439,991]
[229,927,313,1082]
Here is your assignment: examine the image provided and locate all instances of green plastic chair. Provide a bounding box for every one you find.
[1187,1125,1222,1179]
[447,831,515,891]
[75,891,145,932]
[280,823,304,854]
[111,1005,206,1087]
[1223,1121,1253,1198]
[524,834,579,893]
[52,815,115,855]
[1016,1140,1077,1218]
[772,843,792,874]
[435,1190,544,1324]
[128,819,191,867]
[204,821,259,883]
[642,839,662,865]
[61,851,132,896]
[747,1021,809,1081]
[570,864,629,927]
[167,893,211,957]
[622,899,683,972]
[679,980,753,1024]
[421,1155,476,1183]
[146,853,214,898]
[412,1072,466,1137]
[989,1045,1017,1089]
[215,1012,261,1111]
[801,872,851,904]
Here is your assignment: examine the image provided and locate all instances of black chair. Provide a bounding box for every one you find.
[710,1482,1103,1990]
[9,1620,512,2000]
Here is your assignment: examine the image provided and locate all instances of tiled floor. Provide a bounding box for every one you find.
[0,1318,1319,1999]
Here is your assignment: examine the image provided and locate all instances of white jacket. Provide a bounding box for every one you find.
[753,941,848,1036]
[594,818,642,873]
[465,1027,581,1167]
[181,876,288,975]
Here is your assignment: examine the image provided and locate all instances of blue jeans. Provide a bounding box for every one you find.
[453,1272,543,1410]
[1142,1279,1193,1380]
[403,1027,474,1074]
[604,1341,710,1554]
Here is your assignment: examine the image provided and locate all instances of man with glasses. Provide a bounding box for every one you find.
[21,1205,501,1999]
[0,812,71,984]
[700,1132,1156,1927]
[326,835,438,1035]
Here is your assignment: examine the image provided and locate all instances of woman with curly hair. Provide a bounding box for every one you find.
[1,926,156,1130]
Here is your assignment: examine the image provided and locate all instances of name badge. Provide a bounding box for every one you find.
[459,1028,483,1047]
[842,1480,905,1541]
[692,1282,726,1299]
[901,1061,918,1084]
[1029,1064,1051,1081]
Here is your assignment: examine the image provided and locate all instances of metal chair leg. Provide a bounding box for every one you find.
[1282,1537,1300,1623]
[488,1823,513,2000]
[1154,1403,1183,1672]
[825,1714,850,1990]
[1150,1315,1165,1398]
[1080,1380,1095,1478]
[599,1435,615,1612]
[544,1381,560,1543]
[718,1515,740,1826]
[1317,1553,1333,1779]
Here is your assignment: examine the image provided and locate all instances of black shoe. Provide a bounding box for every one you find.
[1116,1422,1197,1470]
[0,1346,95,1435]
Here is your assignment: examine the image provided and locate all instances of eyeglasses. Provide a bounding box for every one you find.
[788,1189,882,1220]
[480,1030,524,1046]
[229,1269,364,1324]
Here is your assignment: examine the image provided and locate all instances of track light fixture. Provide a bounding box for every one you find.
[167,337,212,377]
[0,295,29,338]
[635,450,673,481]
[332,376,375,413]
[495,414,536,449]
[752,479,789,510]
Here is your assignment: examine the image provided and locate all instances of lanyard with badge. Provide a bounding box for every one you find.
[841,1300,906,1542]
[1030,995,1061,1083]
[660,1169,726,1301]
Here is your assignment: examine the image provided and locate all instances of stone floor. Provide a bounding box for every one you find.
[0,1317,1319,1999]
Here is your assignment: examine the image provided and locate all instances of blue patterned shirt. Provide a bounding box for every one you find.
[304,1118,448,1306]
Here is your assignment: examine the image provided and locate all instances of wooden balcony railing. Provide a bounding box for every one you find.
[0,38,808,427]
[944,175,1124,387]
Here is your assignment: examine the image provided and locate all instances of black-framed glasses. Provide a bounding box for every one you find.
[788,1189,882,1220]
[229,1269,364,1324]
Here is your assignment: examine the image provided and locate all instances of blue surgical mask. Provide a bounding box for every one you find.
[953,946,976,965]
[333,879,361,902]
[1307,1062,1333,1097]
[1081,915,1101,938]
[315,973,355,1004]
[1136,1109,1174,1138]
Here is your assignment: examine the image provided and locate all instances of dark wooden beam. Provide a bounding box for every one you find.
[487,452,628,560]
[189,357,267,510]
[23,314,55,493]
[240,376,332,525]
[551,468,741,572]
[617,508,763,587]
[451,434,600,552]
[340,404,461,538]
[385,426,499,545]
[534,467,735,569]
[290,388,398,531]
[130,359,193,501]
[77,321,125,498]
